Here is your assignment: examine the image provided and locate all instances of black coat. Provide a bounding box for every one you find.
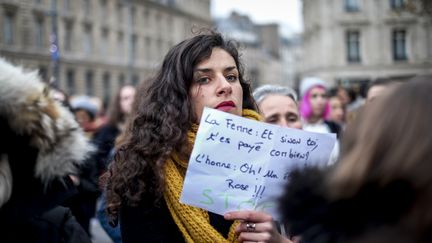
[2,206,91,243]
[120,195,232,243]
[92,124,120,173]
[0,118,91,243]
[0,58,95,243]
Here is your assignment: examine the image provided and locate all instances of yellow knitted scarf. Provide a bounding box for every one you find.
[164,109,261,243]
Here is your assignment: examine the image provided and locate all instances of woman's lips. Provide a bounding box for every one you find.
[215,101,236,112]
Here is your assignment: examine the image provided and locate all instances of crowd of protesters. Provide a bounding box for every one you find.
[0,29,431,243]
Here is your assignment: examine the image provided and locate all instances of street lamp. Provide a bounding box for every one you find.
[50,0,60,88]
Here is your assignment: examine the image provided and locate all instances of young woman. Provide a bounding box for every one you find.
[93,85,136,174]
[299,77,341,137]
[327,88,346,128]
[299,77,342,165]
[105,31,291,242]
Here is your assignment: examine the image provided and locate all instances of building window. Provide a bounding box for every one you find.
[393,29,407,61]
[145,36,151,60]
[102,72,111,102]
[157,38,162,59]
[130,7,136,26]
[66,69,75,94]
[345,0,359,12]
[83,25,92,55]
[64,22,73,51]
[100,0,107,18]
[346,30,361,63]
[132,74,139,86]
[35,17,45,48]
[143,9,149,27]
[117,2,123,23]
[63,0,71,12]
[131,34,137,61]
[3,12,15,45]
[85,70,94,95]
[117,31,124,58]
[83,0,91,16]
[390,0,405,9]
[118,73,125,87]
[101,28,109,57]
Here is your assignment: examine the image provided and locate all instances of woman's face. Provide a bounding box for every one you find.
[329,96,344,124]
[189,48,243,123]
[309,86,327,117]
[119,85,136,115]
[259,94,302,129]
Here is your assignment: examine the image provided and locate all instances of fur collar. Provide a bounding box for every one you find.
[0,57,93,185]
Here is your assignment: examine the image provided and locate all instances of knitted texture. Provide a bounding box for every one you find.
[164,109,261,242]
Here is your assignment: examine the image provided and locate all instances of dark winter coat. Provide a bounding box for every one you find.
[120,194,232,243]
[0,57,93,243]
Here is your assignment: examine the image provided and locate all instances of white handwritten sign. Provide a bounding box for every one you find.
[180,107,336,219]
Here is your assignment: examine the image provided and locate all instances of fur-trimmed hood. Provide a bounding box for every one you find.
[0,57,93,198]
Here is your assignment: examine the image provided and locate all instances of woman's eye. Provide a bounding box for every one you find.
[196,77,210,84]
[288,116,298,122]
[265,117,278,123]
[226,75,238,82]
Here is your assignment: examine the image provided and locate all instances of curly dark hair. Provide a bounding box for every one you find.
[105,30,257,219]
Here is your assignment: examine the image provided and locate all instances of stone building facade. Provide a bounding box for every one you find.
[215,12,286,89]
[301,0,432,88]
[0,0,211,102]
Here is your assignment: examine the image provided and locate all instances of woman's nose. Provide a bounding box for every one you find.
[279,118,289,128]
[217,75,232,96]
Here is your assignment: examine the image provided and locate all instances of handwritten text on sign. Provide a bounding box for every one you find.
[180,107,336,219]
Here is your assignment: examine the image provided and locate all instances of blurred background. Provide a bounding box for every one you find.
[0,1,431,242]
[0,0,431,103]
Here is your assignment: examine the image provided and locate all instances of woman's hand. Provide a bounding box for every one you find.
[224,210,293,243]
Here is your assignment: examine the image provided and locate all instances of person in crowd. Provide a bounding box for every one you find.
[252,84,302,239]
[0,57,92,242]
[327,88,346,128]
[299,77,341,138]
[70,95,100,137]
[61,97,102,235]
[95,85,136,243]
[253,84,302,129]
[279,75,432,243]
[336,86,363,124]
[366,77,402,103]
[299,77,341,164]
[93,85,136,174]
[105,31,292,243]
[64,96,104,235]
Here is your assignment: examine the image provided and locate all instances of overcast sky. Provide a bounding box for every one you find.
[211,0,303,37]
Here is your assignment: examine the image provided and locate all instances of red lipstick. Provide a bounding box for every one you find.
[215,101,236,112]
